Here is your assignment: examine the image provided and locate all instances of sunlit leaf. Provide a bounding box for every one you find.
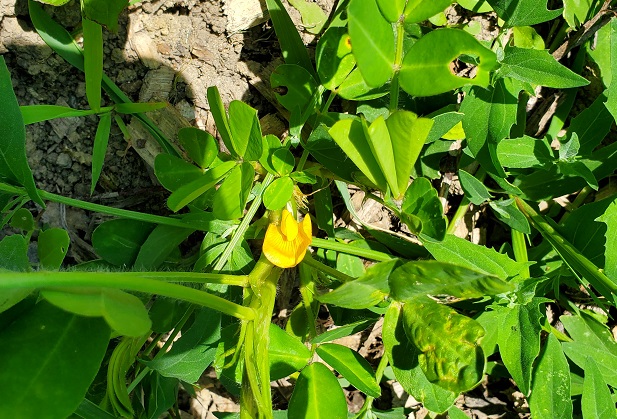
[389,260,513,301]
[213,162,254,220]
[399,29,497,97]
[348,0,395,87]
[288,362,347,419]
[41,287,151,337]
[402,298,485,393]
[319,259,399,309]
[269,324,311,380]
[401,178,446,241]
[382,303,457,413]
[528,334,572,418]
[317,343,381,397]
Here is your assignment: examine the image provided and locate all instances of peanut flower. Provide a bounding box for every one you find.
[263,210,312,268]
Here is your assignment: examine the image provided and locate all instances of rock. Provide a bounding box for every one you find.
[56,153,73,168]
[224,0,268,33]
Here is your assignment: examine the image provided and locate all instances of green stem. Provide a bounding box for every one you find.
[241,256,283,419]
[302,253,355,282]
[0,182,197,231]
[296,148,310,173]
[213,173,275,272]
[446,197,469,235]
[511,229,530,279]
[310,238,393,262]
[389,19,405,112]
[321,90,337,113]
[0,271,254,320]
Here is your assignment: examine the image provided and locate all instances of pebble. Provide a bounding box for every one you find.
[56,153,73,169]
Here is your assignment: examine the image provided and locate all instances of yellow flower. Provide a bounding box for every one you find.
[263,210,312,268]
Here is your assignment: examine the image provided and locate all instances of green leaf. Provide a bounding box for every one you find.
[36,0,71,4]
[177,127,219,169]
[287,0,327,34]
[386,111,433,197]
[457,0,492,12]
[38,228,70,270]
[498,47,589,88]
[316,27,355,90]
[90,112,112,193]
[269,324,312,380]
[513,26,546,49]
[263,176,295,211]
[424,234,529,280]
[489,198,531,234]
[213,162,254,220]
[348,0,395,87]
[581,357,616,419]
[0,300,109,418]
[402,298,485,393]
[146,308,221,382]
[311,319,375,344]
[206,86,235,157]
[329,118,387,190]
[92,219,155,267]
[114,101,167,114]
[167,161,236,212]
[272,148,295,176]
[264,0,315,77]
[10,208,34,231]
[403,0,453,24]
[41,287,151,337]
[318,259,399,309]
[570,93,614,155]
[82,18,103,111]
[375,0,406,22]
[0,235,33,313]
[528,334,573,418]
[20,105,100,124]
[400,178,446,241]
[496,299,544,396]
[561,313,617,388]
[154,153,204,192]
[389,260,513,302]
[596,197,617,281]
[316,343,381,397]
[497,136,553,168]
[365,116,399,197]
[134,224,194,270]
[486,0,562,27]
[288,362,348,419]
[0,56,43,207]
[460,78,521,178]
[228,101,263,161]
[399,29,497,97]
[382,303,457,413]
[306,123,357,181]
[271,64,320,129]
[81,0,128,31]
[337,68,389,101]
[458,169,492,205]
[145,371,178,419]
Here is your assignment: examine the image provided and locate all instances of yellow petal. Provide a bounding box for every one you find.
[263,224,296,268]
[280,210,298,241]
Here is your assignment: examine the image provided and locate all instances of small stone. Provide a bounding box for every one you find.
[56,153,72,168]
